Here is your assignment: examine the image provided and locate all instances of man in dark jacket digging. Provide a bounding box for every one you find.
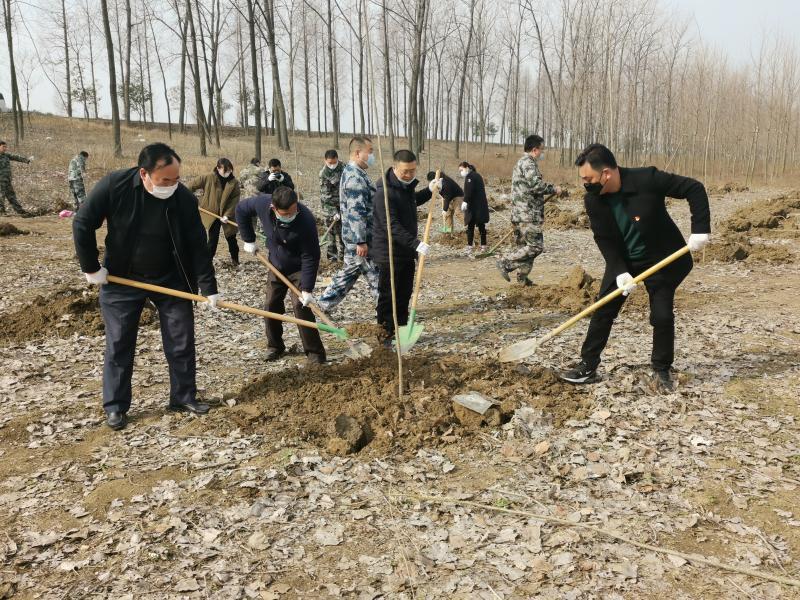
[73,143,220,431]
[426,170,463,234]
[371,150,439,342]
[560,143,710,391]
[237,186,326,365]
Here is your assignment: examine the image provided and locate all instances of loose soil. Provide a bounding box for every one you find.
[703,234,795,264]
[544,203,590,230]
[498,265,601,312]
[200,350,590,456]
[722,194,800,233]
[0,287,156,344]
[0,222,28,236]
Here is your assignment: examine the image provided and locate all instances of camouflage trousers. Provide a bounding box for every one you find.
[316,244,380,312]
[0,179,26,214]
[322,212,345,262]
[70,178,86,210]
[497,222,544,280]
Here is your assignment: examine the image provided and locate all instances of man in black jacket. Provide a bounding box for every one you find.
[371,150,438,341]
[237,186,326,364]
[73,143,220,431]
[256,158,295,195]
[561,144,711,391]
[426,170,463,234]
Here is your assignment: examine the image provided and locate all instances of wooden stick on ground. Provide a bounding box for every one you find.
[400,494,800,588]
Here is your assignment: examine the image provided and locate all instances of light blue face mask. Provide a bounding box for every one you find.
[276,211,297,224]
[366,153,376,167]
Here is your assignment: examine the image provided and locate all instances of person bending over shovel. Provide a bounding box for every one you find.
[560,143,710,392]
[72,143,221,431]
[371,150,438,346]
[237,186,327,365]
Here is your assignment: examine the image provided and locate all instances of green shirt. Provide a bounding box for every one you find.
[605,193,647,261]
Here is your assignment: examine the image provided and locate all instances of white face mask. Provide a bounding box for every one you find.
[459,169,469,178]
[217,168,231,178]
[327,161,339,170]
[145,173,178,199]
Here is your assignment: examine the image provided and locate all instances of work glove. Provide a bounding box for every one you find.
[615,272,637,297]
[243,241,258,254]
[206,293,222,309]
[687,233,710,252]
[461,201,468,212]
[300,291,314,307]
[552,185,562,197]
[428,178,442,193]
[268,172,279,181]
[84,267,108,285]
[416,242,430,257]
[334,213,341,221]
[27,155,35,162]
[441,210,448,219]
[220,215,229,224]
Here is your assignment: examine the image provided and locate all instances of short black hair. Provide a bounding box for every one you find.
[574,143,617,170]
[458,161,475,171]
[216,157,233,172]
[523,134,544,153]
[0,141,6,146]
[250,157,260,166]
[324,149,338,160]
[80,151,89,158]
[393,149,417,163]
[272,186,297,210]
[268,158,281,168]
[138,143,181,172]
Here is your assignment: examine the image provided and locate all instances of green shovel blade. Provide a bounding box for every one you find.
[397,309,424,354]
[438,226,452,233]
[318,322,349,341]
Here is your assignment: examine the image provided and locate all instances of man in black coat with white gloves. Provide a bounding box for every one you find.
[371,150,438,342]
[560,144,710,391]
[73,143,220,431]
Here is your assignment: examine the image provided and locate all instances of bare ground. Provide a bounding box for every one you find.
[1,124,800,598]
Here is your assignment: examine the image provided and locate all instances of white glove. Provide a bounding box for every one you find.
[428,178,442,193]
[220,215,229,224]
[268,172,278,181]
[687,233,710,252]
[243,241,258,254]
[84,267,108,285]
[441,211,448,219]
[416,242,430,257]
[300,291,314,307]
[334,213,341,221]
[461,201,468,212]
[28,155,34,161]
[206,293,222,309]
[615,272,637,297]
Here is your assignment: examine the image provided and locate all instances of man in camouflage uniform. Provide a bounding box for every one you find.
[239,158,265,197]
[68,151,89,210]
[496,134,561,286]
[316,136,380,313]
[319,149,345,262]
[0,140,33,215]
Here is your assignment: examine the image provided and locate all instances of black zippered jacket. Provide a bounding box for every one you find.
[73,168,218,295]
[371,168,432,264]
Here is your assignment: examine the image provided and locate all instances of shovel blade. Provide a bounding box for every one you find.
[345,341,373,359]
[397,316,424,354]
[498,338,540,362]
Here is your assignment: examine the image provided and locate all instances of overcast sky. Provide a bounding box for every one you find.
[0,0,797,122]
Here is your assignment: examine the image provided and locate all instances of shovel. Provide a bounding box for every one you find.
[397,170,440,354]
[318,213,340,248]
[251,252,372,359]
[438,197,452,233]
[199,206,238,228]
[475,228,514,259]
[105,275,349,340]
[498,246,691,362]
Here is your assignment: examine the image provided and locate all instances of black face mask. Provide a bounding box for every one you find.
[583,182,603,194]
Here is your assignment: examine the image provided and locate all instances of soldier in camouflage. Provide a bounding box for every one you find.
[316,136,380,313]
[496,134,561,286]
[68,151,89,210]
[0,140,33,215]
[239,158,265,198]
[319,149,345,262]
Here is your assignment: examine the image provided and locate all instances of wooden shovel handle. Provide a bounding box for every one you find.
[199,206,238,228]
[409,169,440,314]
[487,228,514,255]
[106,275,325,332]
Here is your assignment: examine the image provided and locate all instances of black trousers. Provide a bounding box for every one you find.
[264,270,326,360]
[376,259,416,336]
[207,219,239,263]
[466,221,487,246]
[100,272,196,414]
[581,259,678,371]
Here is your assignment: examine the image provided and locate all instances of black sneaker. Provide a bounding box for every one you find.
[651,369,674,392]
[265,347,285,361]
[495,260,511,282]
[560,361,598,384]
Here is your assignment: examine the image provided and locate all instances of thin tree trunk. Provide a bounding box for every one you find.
[100,0,121,156]
[186,0,207,156]
[454,0,476,157]
[247,0,261,160]
[61,0,73,118]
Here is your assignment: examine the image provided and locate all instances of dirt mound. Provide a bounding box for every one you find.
[498,266,600,312]
[703,236,794,264]
[224,351,589,456]
[0,288,157,344]
[0,223,29,237]
[707,183,749,195]
[345,322,386,340]
[722,195,800,233]
[545,203,589,230]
